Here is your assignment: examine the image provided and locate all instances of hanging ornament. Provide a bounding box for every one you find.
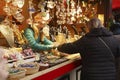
[16,0,25,8]
[77,7,82,14]
[71,0,75,8]
[28,0,35,14]
[3,5,12,16]
[71,16,76,22]
[4,0,11,3]
[76,0,82,15]
[13,12,24,22]
[63,0,67,8]
[47,1,56,9]
[82,1,86,7]
[12,0,18,7]
[66,0,70,6]
[0,23,14,47]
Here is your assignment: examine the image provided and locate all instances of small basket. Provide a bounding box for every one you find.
[19,62,40,75]
[8,68,26,80]
[39,62,49,71]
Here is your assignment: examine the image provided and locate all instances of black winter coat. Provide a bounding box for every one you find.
[58,27,120,80]
[110,23,120,35]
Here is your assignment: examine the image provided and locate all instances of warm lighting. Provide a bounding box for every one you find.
[98,14,104,24]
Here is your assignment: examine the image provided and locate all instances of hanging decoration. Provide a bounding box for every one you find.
[0,18,14,47]
[4,0,11,3]
[16,0,25,8]
[63,0,67,8]
[3,0,25,23]
[47,1,56,9]
[54,0,98,25]
[28,0,35,20]
[1,0,25,47]
[36,0,98,25]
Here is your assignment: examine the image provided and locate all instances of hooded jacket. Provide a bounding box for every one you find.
[58,27,120,80]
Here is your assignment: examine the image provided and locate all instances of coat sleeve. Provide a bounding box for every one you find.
[43,37,53,45]
[116,45,120,57]
[57,37,85,54]
[24,28,53,51]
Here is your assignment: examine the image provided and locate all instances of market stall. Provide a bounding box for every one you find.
[20,55,81,80]
[0,0,112,80]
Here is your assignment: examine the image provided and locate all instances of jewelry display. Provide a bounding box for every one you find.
[3,0,25,23]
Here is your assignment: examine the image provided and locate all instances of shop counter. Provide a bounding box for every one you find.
[20,58,81,80]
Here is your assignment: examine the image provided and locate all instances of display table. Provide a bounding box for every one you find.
[20,58,81,80]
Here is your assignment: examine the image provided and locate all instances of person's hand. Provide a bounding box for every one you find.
[52,42,61,48]
[51,48,60,56]
[60,53,69,57]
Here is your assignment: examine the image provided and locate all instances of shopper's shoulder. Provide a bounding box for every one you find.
[79,35,89,41]
[114,35,120,41]
[113,22,120,27]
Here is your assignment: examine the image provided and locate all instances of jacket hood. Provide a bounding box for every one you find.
[86,27,113,37]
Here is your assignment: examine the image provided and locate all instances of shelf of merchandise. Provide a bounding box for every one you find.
[20,58,81,80]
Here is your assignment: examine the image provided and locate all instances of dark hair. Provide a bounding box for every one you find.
[112,8,120,23]
[88,18,103,29]
[114,15,120,23]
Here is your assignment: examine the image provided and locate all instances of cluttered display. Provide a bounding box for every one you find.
[0,0,99,79]
[1,46,71,80]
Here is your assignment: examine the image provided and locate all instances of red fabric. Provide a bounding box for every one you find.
[112,0,120,9]
[33,59,81,80]
[63,0,67,8]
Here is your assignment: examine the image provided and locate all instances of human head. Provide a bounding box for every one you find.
[112,8,120,23]
[34,12,50,25]
[31,12,51,39]
[114,14,120,23]
[87,18,104,31]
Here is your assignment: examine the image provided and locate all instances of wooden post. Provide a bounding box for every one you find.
[97,0,112,27]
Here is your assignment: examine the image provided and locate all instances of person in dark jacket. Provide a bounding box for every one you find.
[57,18,120,80]
[110,14,120,41]
[109,14,120,80]
[109,14,120,34]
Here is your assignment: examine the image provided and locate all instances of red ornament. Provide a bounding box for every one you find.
[63,0,67,8]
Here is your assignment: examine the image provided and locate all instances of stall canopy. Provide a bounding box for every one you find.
[112,0,120,9]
